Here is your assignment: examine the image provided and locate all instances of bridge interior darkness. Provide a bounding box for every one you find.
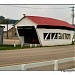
[17,26,39,44]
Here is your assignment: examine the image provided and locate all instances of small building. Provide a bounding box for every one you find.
[0,24,16,39]
[0,26,5,45]
[14,15,75,46]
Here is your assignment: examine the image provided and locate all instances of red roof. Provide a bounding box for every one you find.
[27,16,75,28]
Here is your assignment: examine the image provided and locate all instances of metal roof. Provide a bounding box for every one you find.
[27,16,75,28]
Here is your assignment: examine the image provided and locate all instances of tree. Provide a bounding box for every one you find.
[0,16,18,24]
[0,15,5,20]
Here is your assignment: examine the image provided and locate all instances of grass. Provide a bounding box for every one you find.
[0,43,75,51]
[0,45,30,50]
[0,44,42,50]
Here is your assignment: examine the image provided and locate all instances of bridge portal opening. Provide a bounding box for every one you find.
[17,26,40,44]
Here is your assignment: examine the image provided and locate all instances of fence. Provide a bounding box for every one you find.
[0,57,75,71]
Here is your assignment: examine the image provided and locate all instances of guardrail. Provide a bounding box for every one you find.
[0,57,75,71]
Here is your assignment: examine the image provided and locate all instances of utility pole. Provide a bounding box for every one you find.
[6,19,9,39]
[70,6,75,25]
[70,6,75,44]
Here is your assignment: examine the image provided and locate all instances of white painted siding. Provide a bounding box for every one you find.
[15,17,74,46]
[15,18,37,28]
[15,17,38,46]
[36,29,74,46]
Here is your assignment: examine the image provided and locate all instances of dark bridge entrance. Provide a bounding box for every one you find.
[17,26,39,44]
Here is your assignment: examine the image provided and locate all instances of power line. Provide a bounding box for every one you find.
[2,5,69,9]
[63,16,71,20]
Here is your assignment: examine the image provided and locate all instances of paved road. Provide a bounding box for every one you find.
[0,45,75,67]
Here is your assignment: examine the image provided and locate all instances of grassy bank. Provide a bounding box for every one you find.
[0,45,29,50]
[0,44,75,51]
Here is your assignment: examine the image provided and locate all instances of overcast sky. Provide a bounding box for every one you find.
[0,5,75,24]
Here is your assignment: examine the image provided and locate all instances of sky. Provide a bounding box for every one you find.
[0,2,75,75]
[0,5,75,24]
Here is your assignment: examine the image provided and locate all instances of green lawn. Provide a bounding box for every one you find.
[0,45,30,50]
[0,43,75,51]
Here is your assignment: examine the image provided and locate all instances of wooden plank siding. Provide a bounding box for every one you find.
[3,27,18,39]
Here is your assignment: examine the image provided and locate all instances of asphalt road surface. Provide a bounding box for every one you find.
[0,45,75,67]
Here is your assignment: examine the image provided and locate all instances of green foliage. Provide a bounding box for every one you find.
[0,15,18,24]
[0,16,5,19]
[0,45,28,50]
